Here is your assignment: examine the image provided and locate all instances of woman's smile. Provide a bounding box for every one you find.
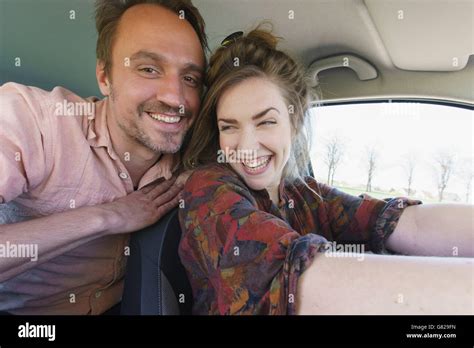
[241,155,273,175]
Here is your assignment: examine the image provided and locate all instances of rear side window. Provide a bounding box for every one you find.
[310,101,473,204]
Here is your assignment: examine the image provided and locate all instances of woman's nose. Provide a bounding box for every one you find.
[237,128,258,152]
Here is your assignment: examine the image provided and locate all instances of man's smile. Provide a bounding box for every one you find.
[147,112,181,123]
[145,111,186,132]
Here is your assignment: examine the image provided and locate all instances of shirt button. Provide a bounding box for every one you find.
[119,172,128,180]
[95,290,102,298]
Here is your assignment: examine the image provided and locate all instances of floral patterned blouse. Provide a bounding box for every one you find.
[178,164,422,315]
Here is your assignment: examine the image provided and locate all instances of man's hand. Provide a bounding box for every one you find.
[0,177,184,281]
[102,177,183,235]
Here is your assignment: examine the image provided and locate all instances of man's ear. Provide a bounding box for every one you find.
[96,60,111,97]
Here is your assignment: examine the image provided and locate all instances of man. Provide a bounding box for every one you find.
[0,0,206,314]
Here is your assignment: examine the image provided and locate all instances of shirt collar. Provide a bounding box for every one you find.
[138,153,181,188]
[86,97,111,150]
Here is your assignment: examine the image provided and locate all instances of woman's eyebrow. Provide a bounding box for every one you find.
[218,107,280,124]
[217,118,237,124]
[252,107,279,120]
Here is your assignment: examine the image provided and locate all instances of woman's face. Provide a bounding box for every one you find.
[216,77,292,194]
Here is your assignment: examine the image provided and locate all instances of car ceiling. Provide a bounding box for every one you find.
[1,0,472,104]
[195,0,474,104]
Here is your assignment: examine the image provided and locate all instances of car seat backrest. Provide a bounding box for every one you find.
[121,209,193,315]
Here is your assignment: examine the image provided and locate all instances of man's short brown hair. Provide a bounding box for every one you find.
[95,0,208,76]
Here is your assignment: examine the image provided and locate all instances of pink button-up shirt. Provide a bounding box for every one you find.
[0,82,179,314]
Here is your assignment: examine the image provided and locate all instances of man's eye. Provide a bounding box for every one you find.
[139,67,158,74]
[184,75,200,87]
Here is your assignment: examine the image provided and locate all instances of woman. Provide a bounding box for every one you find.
[178,27,473,315]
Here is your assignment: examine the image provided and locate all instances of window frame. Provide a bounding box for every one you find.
[306,97,473,202]
[310,97,473,111]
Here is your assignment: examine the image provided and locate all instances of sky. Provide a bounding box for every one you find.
[309,102,473,203]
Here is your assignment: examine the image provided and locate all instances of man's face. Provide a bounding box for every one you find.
[102,4,205,154]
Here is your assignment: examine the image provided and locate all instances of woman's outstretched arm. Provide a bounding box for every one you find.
[297,252,473,314]
[386,204,473,257]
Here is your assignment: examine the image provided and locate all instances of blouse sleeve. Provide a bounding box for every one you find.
[307,178,422,254]
[178,165,328,315]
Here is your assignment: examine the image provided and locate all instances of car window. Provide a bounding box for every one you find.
[310,101,473,204]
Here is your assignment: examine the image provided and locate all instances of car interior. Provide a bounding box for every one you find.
[1,0,472,315]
